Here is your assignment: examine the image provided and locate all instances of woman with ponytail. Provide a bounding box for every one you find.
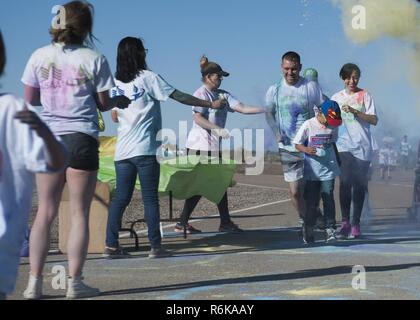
[174,56,265,235]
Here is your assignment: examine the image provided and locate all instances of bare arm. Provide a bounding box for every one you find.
[24,85,41,106]
[14,106,67,171]
[342,105,378,126]
[111,109,119,123]
[170,90,224,109]
[193,113,230,139]
[234,103,266,115]
[193,112,221,131]
[295,144,317,155]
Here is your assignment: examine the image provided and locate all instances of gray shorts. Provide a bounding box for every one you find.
[279,149,304,183]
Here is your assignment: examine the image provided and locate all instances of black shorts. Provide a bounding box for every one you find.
[60,133,99,171]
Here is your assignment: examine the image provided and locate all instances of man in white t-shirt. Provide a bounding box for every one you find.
[266,52,325,227]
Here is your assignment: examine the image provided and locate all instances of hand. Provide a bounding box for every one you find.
[214,128,230,139]
[342,105,359,115]
[14,104,50,138]
[114,95,131,109]
[304,147,317,155]
[211,99,227,110]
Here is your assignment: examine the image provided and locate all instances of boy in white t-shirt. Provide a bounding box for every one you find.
[0,31,67,299]
[293,100,342,244]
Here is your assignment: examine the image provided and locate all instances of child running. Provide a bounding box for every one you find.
[293,100,342,243]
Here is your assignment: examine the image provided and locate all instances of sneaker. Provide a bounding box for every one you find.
[174,223,202,234]
[336,221,351,240]
[148,248,172,259]
[218,221,244,233]
[23,274,43,300]
[349,224,362,239]
[102,246,131,259]
[325,228,337,243]
[66,277,100,299]
[302,225,315,244]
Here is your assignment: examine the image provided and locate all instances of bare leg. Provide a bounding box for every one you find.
[29,172,66,277]
[65,168,97,278]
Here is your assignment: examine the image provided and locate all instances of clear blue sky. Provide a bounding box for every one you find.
[1,0,418,149]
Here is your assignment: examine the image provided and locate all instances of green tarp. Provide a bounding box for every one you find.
[98,155,236,204]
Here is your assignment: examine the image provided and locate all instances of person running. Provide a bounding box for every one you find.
[21,1,130,299]
[0,31,67,300]
[266,52,325,232]
[174,56,265,235]
[293,100,342,244]
[104,38,225,259]
[331,63,378,239]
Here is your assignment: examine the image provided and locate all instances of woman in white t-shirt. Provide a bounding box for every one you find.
[331,63,378,239]
[104,37,225,260]
[20,1,130,300]
[0,31,66,299]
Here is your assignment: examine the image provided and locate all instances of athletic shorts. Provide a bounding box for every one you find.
[279,149,304,183]
[60,133,99,171]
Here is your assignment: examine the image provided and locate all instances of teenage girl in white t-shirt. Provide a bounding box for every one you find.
[104,37,225,260]
[21,1,130,300]
[331,63,378,239]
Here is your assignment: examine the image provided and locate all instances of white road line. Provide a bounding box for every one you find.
[237,182,289,191]
[120,198,292,237]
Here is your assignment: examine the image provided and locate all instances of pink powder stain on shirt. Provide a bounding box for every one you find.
[41,64,90,115]
[355,90,365,105]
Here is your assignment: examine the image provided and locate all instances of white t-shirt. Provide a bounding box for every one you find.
[0,94,54,294]
[293,117,340,181]
[185,86,240,152]
[21,43,115,139]
[266,77,325,152]
[111,71,176,161]
[331,89,377,161]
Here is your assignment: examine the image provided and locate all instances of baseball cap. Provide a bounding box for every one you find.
[200,56,230,77]
[320,100,342,127]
